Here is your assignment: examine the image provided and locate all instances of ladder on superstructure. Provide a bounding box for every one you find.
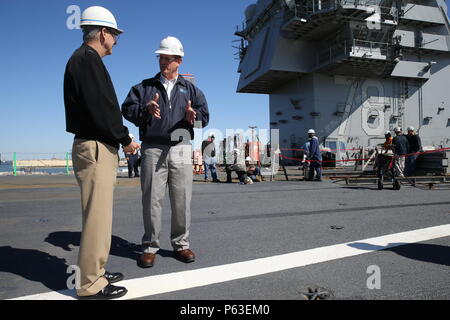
[398,79,408,130]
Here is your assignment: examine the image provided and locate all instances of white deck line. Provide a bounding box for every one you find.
[11,224,450,300]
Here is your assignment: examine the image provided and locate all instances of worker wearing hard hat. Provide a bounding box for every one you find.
[225,148,248,184]
[392,127,409,177]
[405,126,422,176]
[306,129,323,181]
[122,36,209,268]
[382,130,394,153]
[245,156,262,182]
[64,6,139,300]
[301,134,312,172]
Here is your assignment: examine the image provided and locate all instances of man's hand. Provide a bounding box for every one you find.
[185,100,196,125]
[123,141,140,154]
[147,93,161,119]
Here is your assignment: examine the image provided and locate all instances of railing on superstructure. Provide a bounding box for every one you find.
[235,0,283,40]
[234,0,284,61]
[316,39,391,66]
[284,0,398,22]
[340,0,383,6]
[285,0,339,20]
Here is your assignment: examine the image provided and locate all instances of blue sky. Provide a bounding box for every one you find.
[0,1,449,160]
[0,0,267,160]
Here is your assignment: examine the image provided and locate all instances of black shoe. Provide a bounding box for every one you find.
[78,284,127,300]
[104,271,124,284]
[212,179,221,183]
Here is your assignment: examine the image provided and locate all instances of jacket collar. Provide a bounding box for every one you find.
[81,43,101,59]
[148,72,188,87]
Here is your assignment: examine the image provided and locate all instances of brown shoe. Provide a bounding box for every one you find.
[174,249,195,263]
[138,252,155,268]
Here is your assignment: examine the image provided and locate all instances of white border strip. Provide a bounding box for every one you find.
[11,224,450,300]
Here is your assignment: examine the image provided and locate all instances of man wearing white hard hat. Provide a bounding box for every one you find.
[392,127,409,177]
[245,156,262,182]
[382,130,394,153]
[122,36,209,268]
[405,126,422,176]
[64,6,140,299]
[306,129,322,181]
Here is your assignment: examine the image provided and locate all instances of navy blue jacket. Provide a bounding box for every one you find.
[121,73,209,145]
[309,136,322,166]
[393,135,409,155]
[406,134,422,153]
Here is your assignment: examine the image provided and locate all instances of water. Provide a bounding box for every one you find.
[0,162,71,175]
[0,162,128,176]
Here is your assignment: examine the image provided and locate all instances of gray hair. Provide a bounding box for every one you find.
[82,26,101,43]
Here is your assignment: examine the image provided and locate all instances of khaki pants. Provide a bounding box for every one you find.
[72,139,119,296]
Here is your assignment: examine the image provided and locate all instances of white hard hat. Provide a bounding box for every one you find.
[307,129,315,134]
[394,127,401,132]
[155,36,184,57]
[407,126,414,131]
[233,148,240,155]
[80,6,123,34]
[385,130,391,135]
[245,156,252,161]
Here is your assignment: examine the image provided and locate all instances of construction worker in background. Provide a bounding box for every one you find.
[64,6,140,299]
[306,129,322,181]
[225,149,247,184]
[122,36,209,268]
[202,133,220,182]
[392,127,409,177]
[300,136,311,176]
[125,134,140,178]
[382,131,394,153]
[374,130,394,171]
[405,126,422,176]
[245,156,262,182]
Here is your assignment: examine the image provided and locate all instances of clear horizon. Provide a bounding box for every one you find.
[0,0,269,161]
[0,1,449,161]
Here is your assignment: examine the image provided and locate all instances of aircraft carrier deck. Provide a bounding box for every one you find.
[0,172,449,301]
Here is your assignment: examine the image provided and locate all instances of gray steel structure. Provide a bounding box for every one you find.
[235,0,450,164]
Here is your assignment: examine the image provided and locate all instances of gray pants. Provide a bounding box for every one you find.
[140,143,193,253]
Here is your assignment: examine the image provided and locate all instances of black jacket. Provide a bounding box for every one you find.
[121,73,209,145]
[64,44,131,149]
[406,134,422,153]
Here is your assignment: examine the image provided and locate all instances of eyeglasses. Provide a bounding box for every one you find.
[105,28,120,42]
[157,55,178,63]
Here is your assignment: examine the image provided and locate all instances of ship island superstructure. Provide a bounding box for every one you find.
[235,0,450,163]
